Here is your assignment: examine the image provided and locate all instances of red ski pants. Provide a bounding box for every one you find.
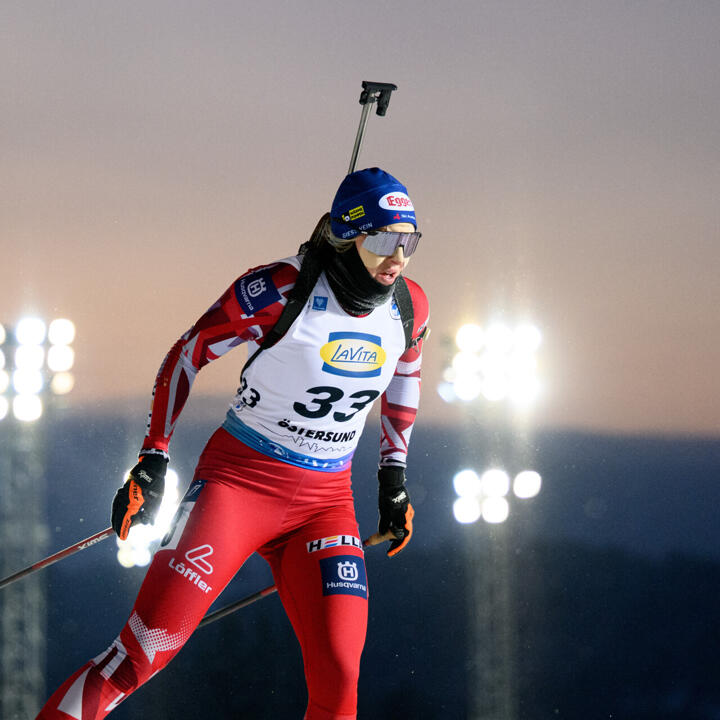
[38,429,369,720]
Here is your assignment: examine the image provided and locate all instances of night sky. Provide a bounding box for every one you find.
[3,1,719,437]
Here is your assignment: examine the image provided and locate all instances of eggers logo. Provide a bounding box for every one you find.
[379,192,414,211]
[320,331,386,378]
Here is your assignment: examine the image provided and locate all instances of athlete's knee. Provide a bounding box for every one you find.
[305,650,360,718]
[305,698,358,720]
[104,609,190,692]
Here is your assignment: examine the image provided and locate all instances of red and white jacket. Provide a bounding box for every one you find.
[141,257,429,471]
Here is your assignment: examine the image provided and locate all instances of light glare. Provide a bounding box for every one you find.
[13,394,43,422]
[480,469,510,497]
[51,372,75,395]
[455,324,483,353]
[481,374,508,402]
[453,469,481,497]
[13,369,43,395]
[116,467,181,567]
[0,396,8,421]
[15,345,45,371]
[453,496,482,524]
[436,381,457,403]
[453,373,482,401]
[514,324,542,351]
[481,496,510,523]
[514,471,542,499]
[48,345,75,372]
[0,370,9,394]
[16,318,46,346]
[485,323,513,354]
[48,319,76,346]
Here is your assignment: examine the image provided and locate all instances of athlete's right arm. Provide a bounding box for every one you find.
[140,261,300,457]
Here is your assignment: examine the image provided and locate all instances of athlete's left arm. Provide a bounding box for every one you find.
[379,278,430,468]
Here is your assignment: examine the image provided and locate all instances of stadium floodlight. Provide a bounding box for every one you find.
[481,496,510,524]
[453,469,482,497]
[453,373,483,402]
[485,322,513,354]
[2,316,76,422]
[438,320,542,408]
[453,465,541,525]
[514,324,542,352]
[15,318,47,346]
[0,396,8,421]
[480,469,510,497]
[456,324,484,353]
[13,395,43,423]
[48,319,76,346]
[513,470,542,499]
[436,381,457,404]
[15,345,45,371]
[12,369,44,396]
[50,372,75,395]
[116,468,181,568]
[480,372,508,402]
[453,496,482,524]
[47,345,75,372]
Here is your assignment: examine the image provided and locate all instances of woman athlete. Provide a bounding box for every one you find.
[38,167,429,720]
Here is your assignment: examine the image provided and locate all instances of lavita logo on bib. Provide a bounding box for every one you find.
[320,332,386,378]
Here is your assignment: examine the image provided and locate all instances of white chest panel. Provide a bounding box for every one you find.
[226,273,406,469]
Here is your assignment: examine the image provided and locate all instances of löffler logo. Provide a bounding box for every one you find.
[185,544,214,574]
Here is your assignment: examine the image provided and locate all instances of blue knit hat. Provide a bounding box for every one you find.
[330,167,416,240]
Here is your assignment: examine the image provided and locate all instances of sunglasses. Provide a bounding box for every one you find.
[361,230,422,258]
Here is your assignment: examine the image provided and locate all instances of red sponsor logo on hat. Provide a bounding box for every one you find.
[379,192,414,211]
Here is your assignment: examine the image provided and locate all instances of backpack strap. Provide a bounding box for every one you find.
[393,276,415,352]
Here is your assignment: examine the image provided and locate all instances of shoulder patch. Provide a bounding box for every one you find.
[234,267,283,315]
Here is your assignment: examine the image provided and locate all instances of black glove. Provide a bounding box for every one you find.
[378,465,415,557]
[111,454,168,540]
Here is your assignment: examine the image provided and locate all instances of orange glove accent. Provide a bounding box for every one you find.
[387,503,414,558]
[118,480,145,541]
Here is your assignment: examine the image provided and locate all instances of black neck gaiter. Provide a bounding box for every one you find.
[321,243,396,316]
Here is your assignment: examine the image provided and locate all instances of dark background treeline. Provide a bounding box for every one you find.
[21,409,720,717]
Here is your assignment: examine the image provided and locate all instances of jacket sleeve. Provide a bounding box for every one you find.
[140,261,299,457]
[379,278,430,468]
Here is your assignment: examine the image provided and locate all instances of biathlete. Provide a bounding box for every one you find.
[38,167,429,720]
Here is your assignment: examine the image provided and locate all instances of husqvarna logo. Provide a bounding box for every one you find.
[320,332,386,378]
[319,554,368,598]
[337,560,359,581]
[247,278,267,298]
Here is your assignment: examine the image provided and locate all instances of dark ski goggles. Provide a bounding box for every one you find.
[361,230,422,257]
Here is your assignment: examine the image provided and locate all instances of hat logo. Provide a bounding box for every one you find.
[344,205,365,221]
[379,192,414,211]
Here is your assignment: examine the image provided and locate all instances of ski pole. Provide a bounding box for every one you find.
[198,530,395,629]
[0,526,115,591]
[347,81,398,175]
